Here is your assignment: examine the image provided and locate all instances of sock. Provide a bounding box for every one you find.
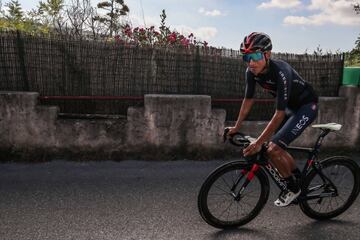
[285,175,299,193]
[291,168,301,179]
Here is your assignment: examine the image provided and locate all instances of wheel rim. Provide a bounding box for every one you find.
[205,168,262,224]
[305,163,355,215]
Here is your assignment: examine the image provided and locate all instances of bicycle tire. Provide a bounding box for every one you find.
[198,160,270,228]
[299,156,360,220]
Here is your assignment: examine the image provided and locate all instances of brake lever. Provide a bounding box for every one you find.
[223,127,231,143]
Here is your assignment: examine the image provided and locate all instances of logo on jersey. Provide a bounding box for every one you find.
[279,71,288,100]
[293,79,305,86]
[311,104,317,111]
[291,115,309,135]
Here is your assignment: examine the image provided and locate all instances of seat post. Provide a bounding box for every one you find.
[313,129,331,153]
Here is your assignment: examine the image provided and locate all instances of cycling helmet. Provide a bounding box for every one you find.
[240,32,272,54]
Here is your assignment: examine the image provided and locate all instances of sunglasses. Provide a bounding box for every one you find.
[242,52,264,62]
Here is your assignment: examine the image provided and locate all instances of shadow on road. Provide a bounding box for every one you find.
[294,219,358,240]
[207,227,273,240]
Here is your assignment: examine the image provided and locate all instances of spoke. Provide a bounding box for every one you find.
[317,201,323,212]
[336,195,346,204]
[221,176,233,191]
[325,198,332,212]
[236,200,239,220]
[241,190,260,199]
[232,170,241,186]
[213,184,231,195]
[208,192,230,196]
[241,199,255,209]
[241,192,258,199]
[218,201,234,220]
[226,201,233,221]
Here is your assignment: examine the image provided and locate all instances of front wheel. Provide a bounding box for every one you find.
[197,161,270,229]
[300,156,360,220]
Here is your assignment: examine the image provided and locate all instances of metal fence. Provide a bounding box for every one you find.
[0,31,344,120]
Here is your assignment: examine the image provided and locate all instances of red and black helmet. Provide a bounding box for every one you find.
[240,32,272,54]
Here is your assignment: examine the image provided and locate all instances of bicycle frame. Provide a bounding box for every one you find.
[234,128,339,202]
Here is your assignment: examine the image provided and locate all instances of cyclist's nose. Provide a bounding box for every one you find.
[248,59,256,66]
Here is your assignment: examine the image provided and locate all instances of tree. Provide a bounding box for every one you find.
[66,0,94,39]
[0,1,4,17]
[5,0,23,22]
[94,0,129,37]
[345,4,360,66]
[32,0,66,34]
[354,3,360,14]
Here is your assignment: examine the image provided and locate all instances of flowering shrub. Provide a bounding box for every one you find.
[113,10,208,48]
[115,25,208,48]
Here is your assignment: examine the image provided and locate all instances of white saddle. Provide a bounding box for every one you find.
[312,123,342,131]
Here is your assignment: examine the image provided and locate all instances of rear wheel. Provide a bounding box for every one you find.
[198,161,270,228]
[300,156,360,220]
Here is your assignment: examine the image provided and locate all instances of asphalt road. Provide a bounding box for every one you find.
[1,157,360,240]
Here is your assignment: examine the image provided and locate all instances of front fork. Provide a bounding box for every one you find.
[232,164,260,201]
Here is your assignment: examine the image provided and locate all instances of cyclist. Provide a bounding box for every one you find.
[227,32,318,207]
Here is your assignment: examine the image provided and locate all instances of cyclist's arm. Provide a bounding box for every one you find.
[234,70,255,130]
[234,98,254,130]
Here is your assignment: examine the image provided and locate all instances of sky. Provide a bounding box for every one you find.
[6,0,360,53]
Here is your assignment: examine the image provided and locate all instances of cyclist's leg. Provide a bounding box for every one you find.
[268,103,318,206]
[268,102,318,176]
[267,142,295,178]
[266,110,294,177]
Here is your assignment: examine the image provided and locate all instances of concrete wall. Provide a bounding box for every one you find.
[0,88,359,161]
[0,92,225,160]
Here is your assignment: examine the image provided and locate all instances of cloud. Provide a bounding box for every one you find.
[173,25,218,40]
[257,0,302,9]
[127,14,159,28]
[283,0,360,26]
[127,13,218,41]
[198,7,224,16]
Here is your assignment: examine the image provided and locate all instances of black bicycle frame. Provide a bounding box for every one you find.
[235,128,338,201]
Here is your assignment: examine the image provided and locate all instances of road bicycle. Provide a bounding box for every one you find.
[198,123,360,229]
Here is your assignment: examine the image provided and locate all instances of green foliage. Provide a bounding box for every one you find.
[4,0,23,22]
[0,0,45,33]
[33,0,65,28]
[345,35,360,67]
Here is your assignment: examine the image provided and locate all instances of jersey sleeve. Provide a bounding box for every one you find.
[275,70,290,110]
[244,69,255,99]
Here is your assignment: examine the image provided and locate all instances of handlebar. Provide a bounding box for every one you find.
[223,127,256,147]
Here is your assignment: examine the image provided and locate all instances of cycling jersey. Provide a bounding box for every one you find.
[245,59,318,111]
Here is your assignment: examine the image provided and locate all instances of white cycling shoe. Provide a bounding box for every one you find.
[274,189,301,207]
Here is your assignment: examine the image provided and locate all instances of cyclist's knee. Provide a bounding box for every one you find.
[267,142,283,158]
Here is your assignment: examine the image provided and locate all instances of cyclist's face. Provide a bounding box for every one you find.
[245,52,269,75]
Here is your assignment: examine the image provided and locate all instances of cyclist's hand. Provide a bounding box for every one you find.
[227,127,239,136]
[243,141,262,157]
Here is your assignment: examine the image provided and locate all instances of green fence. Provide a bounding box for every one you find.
[343,67,360,86]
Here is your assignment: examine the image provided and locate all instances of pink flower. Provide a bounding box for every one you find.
[123,27,132,37]
[114,35,123,43]
[180,38,190,46]
[167,32,177,43]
